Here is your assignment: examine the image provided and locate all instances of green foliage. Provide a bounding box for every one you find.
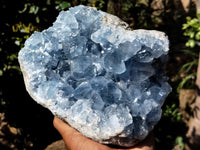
[12,22,39,48]
[89,0,105,9]
[179,59,198,73]
[119,0,157,29]
[179,15,200,91]
[163,104,182,122]
[175,136,184,150]
[55,0,71,10]
[182,15,200,48]
[177,49,198,91]
[18,3,41,23]
[0,0,197,149]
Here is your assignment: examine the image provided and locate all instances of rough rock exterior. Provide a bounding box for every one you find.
[18,5,171,147]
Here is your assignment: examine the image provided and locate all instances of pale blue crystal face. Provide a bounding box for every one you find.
[18,5,171,147]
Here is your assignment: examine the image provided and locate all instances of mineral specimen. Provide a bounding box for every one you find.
[18,5,172,147]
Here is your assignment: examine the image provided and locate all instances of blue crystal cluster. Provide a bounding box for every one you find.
[18,5,171,147]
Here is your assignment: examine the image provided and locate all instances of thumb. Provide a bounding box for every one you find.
[53,116,111,150]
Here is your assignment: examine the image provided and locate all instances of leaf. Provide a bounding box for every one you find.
[15,40,20,46]
[42,7,47,11]
[197,13,200,18]
[175,136,184,150]
[46,0,51,5]
[186,39,195,48]
[18,4,28,13]
[56,1,71,10]
[186,16,191,21]
[189,18,199,27]
[179,60,198,74]
[177,72,196,92]
[60,1,71,9]
[189,32,195,38]
[0,70,3,76]
[195,31,200,40]
[36,16,40,23]
[180,49,198,57]
[29,5,39,14]
[182,23,188,30]
[8,54,18,61]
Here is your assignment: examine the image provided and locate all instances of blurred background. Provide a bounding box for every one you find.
[0,0,200,150]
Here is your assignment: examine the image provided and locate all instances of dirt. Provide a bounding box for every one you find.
[0,112,33,150]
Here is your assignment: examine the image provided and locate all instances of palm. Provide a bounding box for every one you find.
[53,117,154,150]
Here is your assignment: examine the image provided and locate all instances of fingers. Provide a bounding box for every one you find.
[53,117,111,150]
[53,116,154,150]
[129,133,154,150]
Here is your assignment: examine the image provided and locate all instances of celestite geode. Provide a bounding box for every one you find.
[18,5,171,147]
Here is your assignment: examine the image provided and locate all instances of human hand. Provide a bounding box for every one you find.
[53,117,154,150]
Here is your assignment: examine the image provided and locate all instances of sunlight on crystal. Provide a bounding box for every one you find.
[18,5,171,147]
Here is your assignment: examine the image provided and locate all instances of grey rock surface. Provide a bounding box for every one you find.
[45,140,67,150]
[18,5,171,147]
